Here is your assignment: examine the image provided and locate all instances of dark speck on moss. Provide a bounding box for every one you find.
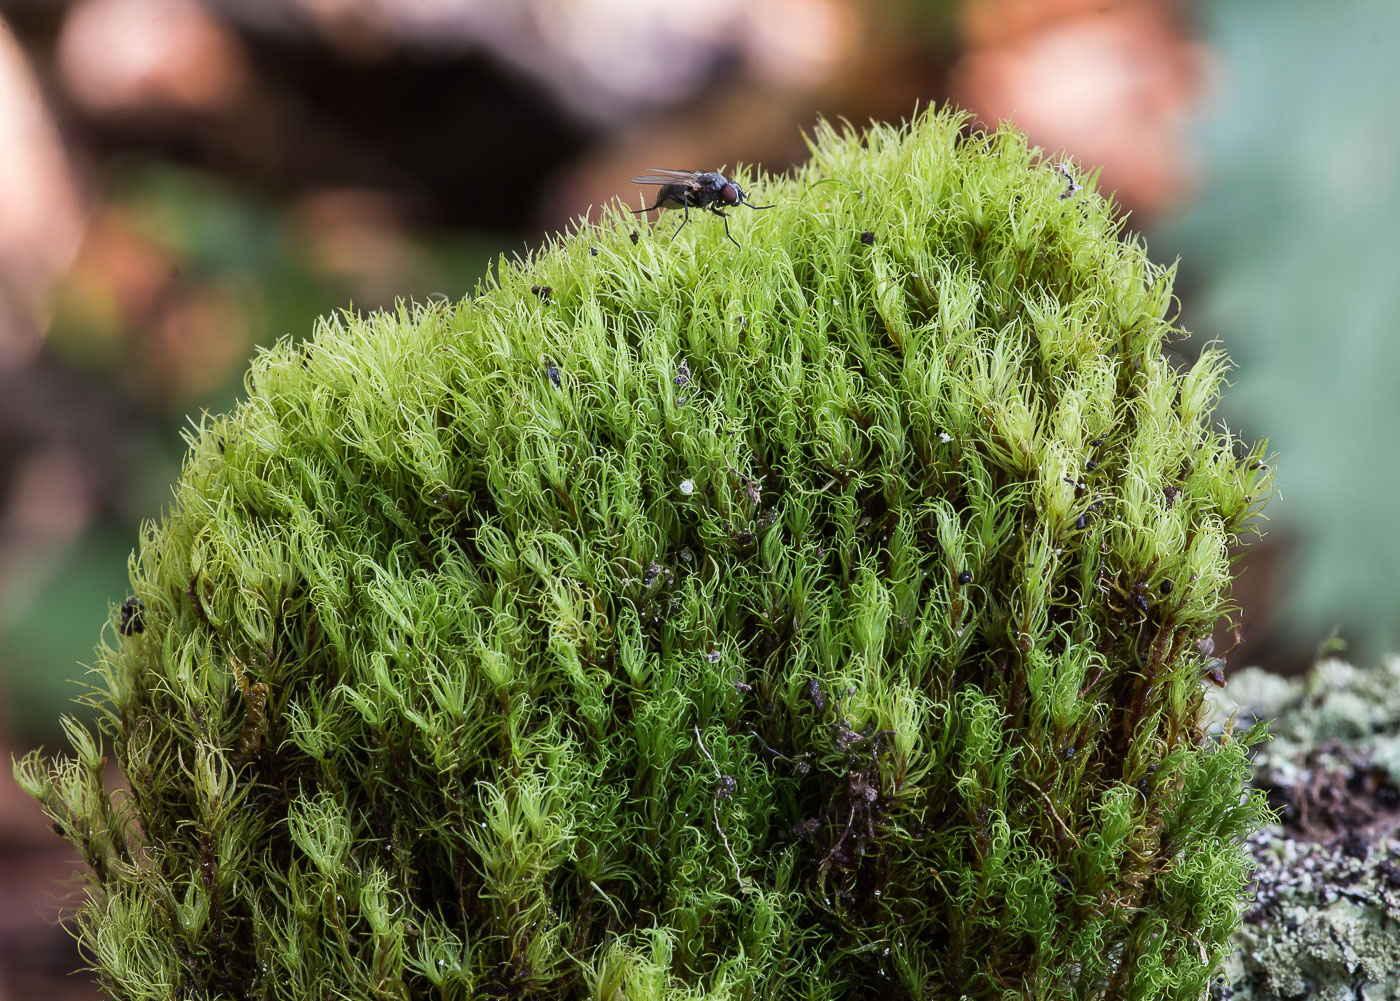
[118,596,145,636]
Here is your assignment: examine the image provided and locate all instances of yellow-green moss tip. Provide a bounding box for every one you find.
[16,108,1274,1001]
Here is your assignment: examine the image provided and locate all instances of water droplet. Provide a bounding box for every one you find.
[680,479,695,496]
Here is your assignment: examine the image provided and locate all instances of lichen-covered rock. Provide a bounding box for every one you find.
[1214,660,1400,1000]
[15,109,1272,1001]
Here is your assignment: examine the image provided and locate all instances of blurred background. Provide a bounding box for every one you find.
[0,0,1395,996]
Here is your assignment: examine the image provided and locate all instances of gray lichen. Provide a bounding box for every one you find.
[1214,659,1400,1000]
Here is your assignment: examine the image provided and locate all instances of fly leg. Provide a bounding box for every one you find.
[712,207,739,248]
[670,192,693,242]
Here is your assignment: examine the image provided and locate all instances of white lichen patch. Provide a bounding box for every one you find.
[1219,658,1400,1000]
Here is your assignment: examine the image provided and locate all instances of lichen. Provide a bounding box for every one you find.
[16,108,1272,1001]
[1213,659,1400,1001]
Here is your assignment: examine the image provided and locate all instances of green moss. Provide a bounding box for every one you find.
[16,109,1273,1000]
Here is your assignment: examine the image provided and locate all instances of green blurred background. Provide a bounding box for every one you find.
[0,0,1395,995]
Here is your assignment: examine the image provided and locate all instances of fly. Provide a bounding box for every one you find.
[629,169,772,248]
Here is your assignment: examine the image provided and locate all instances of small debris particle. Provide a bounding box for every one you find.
[119,596,145,636]
[1057,161,1083,200]
[859,231,876,245]
[679,479,695,496]
[806,678,826,715]
[589,246,599,256]
[1163,486,1182,506]
[630,231,639,245]
[1085,458,1100,470]
[674,359,691,388]
[957,570,973,585]
[716,774,737,799]
[546,364,561,388]
[706,649,722,663]
[530,285,552,303]
[1075,515,1087,530]
[939,432,953,444]
[1160,579,1173,595]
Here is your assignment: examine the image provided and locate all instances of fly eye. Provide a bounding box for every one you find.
[722,184,740,205]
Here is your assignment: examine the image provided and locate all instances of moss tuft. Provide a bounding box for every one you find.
[16,109,1273,1000]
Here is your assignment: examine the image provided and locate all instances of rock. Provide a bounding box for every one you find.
[1217,658,1400,1000]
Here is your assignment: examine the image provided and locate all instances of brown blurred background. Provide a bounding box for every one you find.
[2,0,1397,996]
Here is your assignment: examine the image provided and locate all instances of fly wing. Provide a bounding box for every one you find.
[629,169,701,186]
